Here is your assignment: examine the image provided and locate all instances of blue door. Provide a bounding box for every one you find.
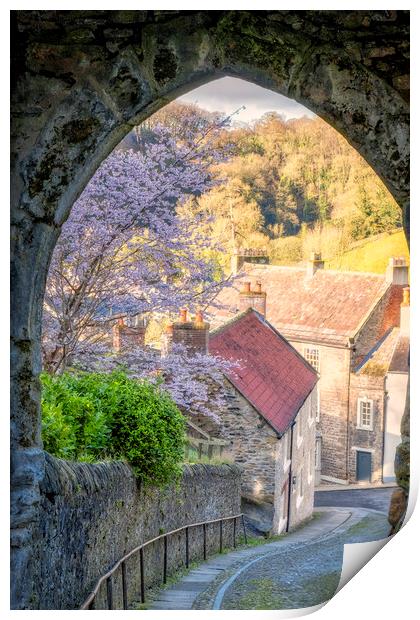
[356,451,372,482]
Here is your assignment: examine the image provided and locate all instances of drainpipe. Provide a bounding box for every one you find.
[285,422,295,533]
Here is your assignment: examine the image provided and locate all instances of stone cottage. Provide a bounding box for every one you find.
[163,307,318,534]
[209,253,409,486]
[348,286,410,484]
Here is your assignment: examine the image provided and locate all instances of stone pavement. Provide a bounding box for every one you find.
[314,486,394,514]
[149,508,353,610]
[209,507,390,610]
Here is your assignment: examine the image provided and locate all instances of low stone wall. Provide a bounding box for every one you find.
[33,454,241,609]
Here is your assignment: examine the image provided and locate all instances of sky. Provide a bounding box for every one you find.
[179,76,315,125]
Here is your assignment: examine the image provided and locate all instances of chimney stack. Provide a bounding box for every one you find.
[306,252,324,277]
[238,281,267,317]
[386,256,409,285]
[112,317,146,352]
[231,248,269,275]
[161,309,210,356]
[400,286,410,337]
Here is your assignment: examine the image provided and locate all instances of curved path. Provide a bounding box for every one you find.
[149,507,390,610]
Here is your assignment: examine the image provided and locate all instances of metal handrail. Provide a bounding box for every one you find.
[80,512,247,610]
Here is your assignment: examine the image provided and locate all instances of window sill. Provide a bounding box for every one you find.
[356,426,373,431]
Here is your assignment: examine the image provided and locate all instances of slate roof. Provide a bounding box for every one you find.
[388,336,409,373]
[209,264,403,346]
[355,327,409,376]
[209,309,318,435]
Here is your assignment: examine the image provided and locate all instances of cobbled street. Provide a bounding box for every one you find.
[149,495,392,611]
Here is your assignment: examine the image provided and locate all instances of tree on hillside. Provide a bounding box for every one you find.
[350,181,402,240]
[42,112,233,374]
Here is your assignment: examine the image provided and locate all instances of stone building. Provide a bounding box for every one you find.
[348,287,410,483]
[112,316,147,351]
[209,254,409,485]
[165,307,318,534]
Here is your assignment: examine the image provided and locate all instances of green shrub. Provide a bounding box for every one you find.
[40,370,186,486]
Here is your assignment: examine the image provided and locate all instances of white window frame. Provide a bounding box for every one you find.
[357,397,374,431]
[304,346,320,373]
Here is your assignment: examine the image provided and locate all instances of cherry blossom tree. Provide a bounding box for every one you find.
[42,109,234,373]
[72,343,239,423]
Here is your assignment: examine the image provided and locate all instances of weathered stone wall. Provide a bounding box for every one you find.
[291,341,351,482]
[389,375,410,533]
[348,373,385,483]
[195,378,315,534]
[199,379,279,503]
[32,454,241,610]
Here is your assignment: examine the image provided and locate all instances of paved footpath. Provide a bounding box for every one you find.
[149,506,389,610]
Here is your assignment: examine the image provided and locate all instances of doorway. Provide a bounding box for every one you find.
[356,450,372,482]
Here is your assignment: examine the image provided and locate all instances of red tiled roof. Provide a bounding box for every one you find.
[209,309,318,435]
[209,265,399,346]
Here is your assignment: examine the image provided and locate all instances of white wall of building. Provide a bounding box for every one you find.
[384,372,408,482]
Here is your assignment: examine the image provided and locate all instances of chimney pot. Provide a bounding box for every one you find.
[195,310,204,325]
[179,308,188,323]
[239,281,267,317]
[307,252,324,276]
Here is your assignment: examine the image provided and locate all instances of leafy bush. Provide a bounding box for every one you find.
[40,370,186,486]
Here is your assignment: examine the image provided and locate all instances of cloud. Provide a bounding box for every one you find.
[179,76,315,124]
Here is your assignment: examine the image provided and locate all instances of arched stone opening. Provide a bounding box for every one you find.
[11,10,409,608]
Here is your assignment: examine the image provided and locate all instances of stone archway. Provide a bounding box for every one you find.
[11,10,409,608]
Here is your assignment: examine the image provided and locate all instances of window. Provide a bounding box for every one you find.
[316,389,320,422]
[283,431,290,468]
[357,397,373,430]
[282,489,288,520]
[308,448,313,482]
[296,414,303,446]
[315,438,322,470]
[304,346,320,372]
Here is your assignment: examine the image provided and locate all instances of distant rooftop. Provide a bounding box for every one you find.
[209,263,403,346]
[209,309,318,435]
